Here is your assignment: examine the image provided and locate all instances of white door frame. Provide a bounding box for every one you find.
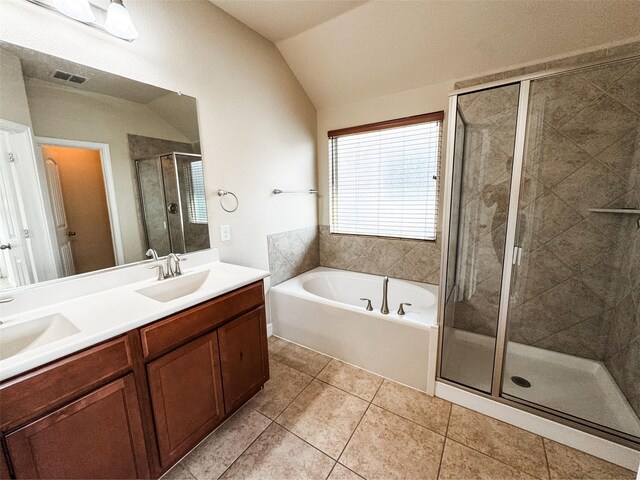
[36,136,125,265]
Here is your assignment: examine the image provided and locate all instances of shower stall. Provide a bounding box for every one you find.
[135,152,210,257]
[439,56,640,447]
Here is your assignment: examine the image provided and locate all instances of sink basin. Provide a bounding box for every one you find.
[136,270,210,303]
[0,314,81,361]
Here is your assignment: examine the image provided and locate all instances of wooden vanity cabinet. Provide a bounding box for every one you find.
[0,280,268,479]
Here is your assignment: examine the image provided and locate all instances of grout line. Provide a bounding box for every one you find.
[214,419,274,480]
[435,406,454,479]
[542,437,552,480]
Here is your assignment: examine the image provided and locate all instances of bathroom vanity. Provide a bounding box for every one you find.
[0,250,270,479]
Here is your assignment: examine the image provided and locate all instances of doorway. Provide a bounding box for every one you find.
[40,144,116,275]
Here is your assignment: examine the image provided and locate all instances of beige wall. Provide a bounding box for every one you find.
[0,49,32,127]
[0,0,317,271]
[26,79,192,263]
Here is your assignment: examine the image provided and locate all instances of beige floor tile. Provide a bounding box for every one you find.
[276,379,368,459]
[340,404,445,480]
[439,439,538,480]
[447,405,549,479]
[245,359,313,419]
[161,463,196,480]
[268,335,290,355]
[544,439,636,480]
[220,423,334,480]
[328,463,364,480]
[179,406,271,480]
[273,343,331,376]
[317,359,383,401]
[372,379,451,435]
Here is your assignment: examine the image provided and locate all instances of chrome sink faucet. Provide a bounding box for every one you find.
[381,276,389,314]
[146,249,186,281]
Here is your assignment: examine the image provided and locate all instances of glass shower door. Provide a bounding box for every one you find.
[501,58,640,441]
[440,83,521,392]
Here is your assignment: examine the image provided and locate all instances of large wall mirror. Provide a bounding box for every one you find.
[0,42,210,291]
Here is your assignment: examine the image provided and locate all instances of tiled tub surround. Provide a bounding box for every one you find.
[163,336,637,480]
[267,226,320,285]
[319,225,441,284]
[270,267,438,392]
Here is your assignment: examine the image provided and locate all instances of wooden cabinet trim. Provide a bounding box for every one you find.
[140,281,264,359]
[0,336,133,432]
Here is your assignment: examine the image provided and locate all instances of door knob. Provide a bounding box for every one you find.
[67,231,76,237]
[0,244,11,250]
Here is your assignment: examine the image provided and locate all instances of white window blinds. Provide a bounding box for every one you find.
[329,113,443,241]
[183,160,208,224]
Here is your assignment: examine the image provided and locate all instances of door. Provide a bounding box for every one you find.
[439,83,521,393]
[43,157,75,276]
[0,132,37,287]
[5,375,149,479]
[41,146,115,275]
[147,332,225,468]
[218,307,269,413]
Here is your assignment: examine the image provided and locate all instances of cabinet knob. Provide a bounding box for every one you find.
[0,243,11,250]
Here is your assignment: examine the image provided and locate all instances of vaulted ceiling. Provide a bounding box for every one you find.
[211,0,640,109]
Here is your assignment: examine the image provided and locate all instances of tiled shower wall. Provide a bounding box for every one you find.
[319,226,441,284]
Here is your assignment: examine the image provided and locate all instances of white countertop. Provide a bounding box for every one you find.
[0,249,269,382]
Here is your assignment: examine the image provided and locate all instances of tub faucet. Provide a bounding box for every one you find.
[381,276,389,314]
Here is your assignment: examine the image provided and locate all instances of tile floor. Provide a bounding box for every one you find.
[163,336,636,480]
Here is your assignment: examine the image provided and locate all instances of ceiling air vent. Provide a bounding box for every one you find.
[51,70,88,85]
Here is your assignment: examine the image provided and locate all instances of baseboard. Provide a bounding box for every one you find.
[435,381,640,472]
[266,322,273,337]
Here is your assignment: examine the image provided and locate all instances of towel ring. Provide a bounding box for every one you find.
[217,189,238,213]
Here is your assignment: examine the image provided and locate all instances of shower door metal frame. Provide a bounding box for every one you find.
[436,54,640,449]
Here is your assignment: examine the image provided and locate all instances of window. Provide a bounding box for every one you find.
[183,160,208,224]
[329,112,443,241]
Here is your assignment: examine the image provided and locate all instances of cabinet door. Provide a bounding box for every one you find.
[147,331,224,469]
[6,375,149,479]
[218,306,269,413]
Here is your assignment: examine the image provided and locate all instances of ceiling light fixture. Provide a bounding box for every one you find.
[52,0,95,22]
[104,0,139,40]
[25,0,138,41]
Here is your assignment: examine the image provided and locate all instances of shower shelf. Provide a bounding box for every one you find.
[588,208,640,214]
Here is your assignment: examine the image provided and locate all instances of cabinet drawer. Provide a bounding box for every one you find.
[0,336,132,432]
[140,281,264,359]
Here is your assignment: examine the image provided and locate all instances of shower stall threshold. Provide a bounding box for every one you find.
[441,328,640,438]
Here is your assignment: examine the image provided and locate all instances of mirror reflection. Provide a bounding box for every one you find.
[0,42,209,290]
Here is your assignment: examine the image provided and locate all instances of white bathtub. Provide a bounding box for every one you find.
[270,267,439,393]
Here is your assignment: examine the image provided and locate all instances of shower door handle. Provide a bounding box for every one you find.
[512,246,523,266]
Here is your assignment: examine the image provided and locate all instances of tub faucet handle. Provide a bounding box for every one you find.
[397,303,412,315]
[360,298,373,311]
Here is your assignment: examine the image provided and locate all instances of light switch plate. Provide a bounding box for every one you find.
[220,224,231,242]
